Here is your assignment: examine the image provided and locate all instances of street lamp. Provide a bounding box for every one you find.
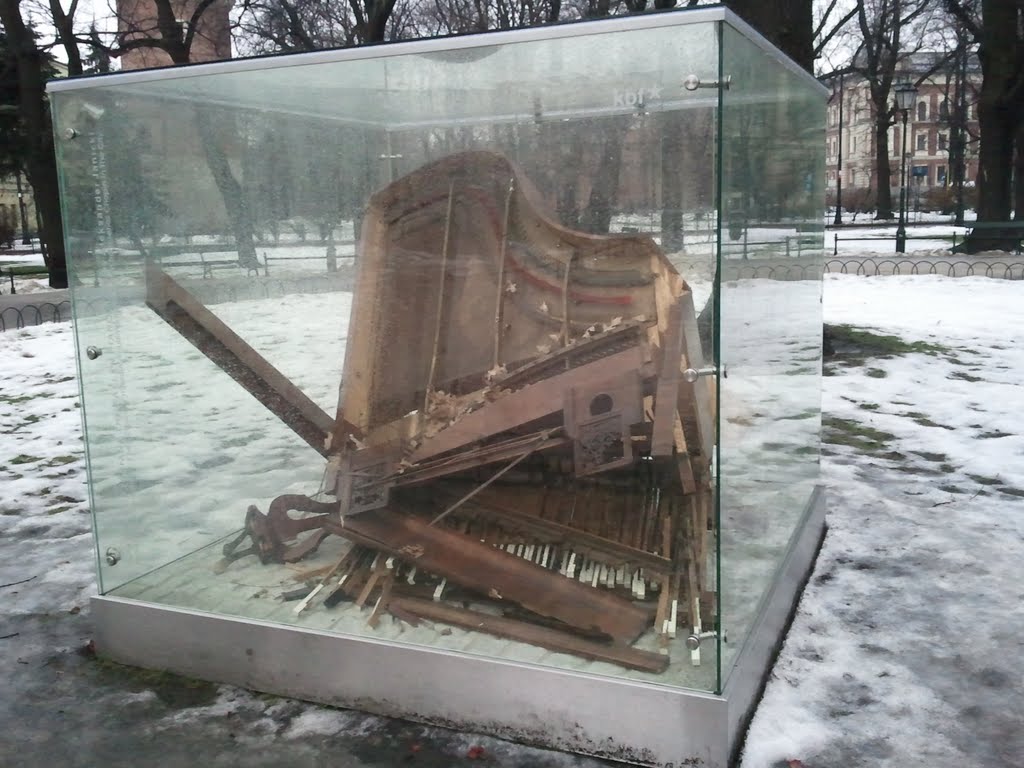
[15,171,31,245]
[894,80,918,253]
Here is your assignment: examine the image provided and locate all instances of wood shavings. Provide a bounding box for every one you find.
[485,364,507,384]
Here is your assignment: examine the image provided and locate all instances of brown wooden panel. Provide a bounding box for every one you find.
[390,596,669,673]
[325,508,651,644]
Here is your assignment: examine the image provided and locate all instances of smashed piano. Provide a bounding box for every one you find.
[145,150,718,674]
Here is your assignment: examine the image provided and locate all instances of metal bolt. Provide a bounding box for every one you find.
[86,346,102,360]
[683,75,732,91]
[682,366,717,383]
[686,629,718,650]
[105,548,121,566]
[63,127,78,140]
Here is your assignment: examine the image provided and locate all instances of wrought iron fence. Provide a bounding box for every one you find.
[2,257,1021,333]
[0,301,72,331]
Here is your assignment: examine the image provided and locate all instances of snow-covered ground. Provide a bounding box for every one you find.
[1,268,1022,767]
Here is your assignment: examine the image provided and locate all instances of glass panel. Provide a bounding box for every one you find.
[717,23,825,682]
[53,13,730,694]
[52,92,363,593]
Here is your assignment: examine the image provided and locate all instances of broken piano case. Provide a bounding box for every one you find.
[50,7,827,766]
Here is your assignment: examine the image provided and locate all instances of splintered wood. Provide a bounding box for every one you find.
[208,151,717,673]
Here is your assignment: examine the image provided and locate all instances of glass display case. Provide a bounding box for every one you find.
[50,7,826,766]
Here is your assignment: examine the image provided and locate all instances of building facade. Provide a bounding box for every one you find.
[825,55,981,211]
[117,0,234,70]
[0,174,35,245]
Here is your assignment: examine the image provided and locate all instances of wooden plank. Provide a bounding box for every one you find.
[409,346,650,465]
[325,507,651,644]
[333,205,389,442]
[145,263,333,456]
[651,299,685,456]
[672,417,698,495]
[678,291,715,462]
[391,596,669,674]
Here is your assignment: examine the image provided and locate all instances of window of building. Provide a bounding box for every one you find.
[937,165,947,185]
[917,101,928,121]
[912,165,929,185]
[916,133,928,152]
[938,133,948,151]
[851,135,857,153]
[939,99,950,120]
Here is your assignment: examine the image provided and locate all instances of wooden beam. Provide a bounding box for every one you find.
[390,596,668,674]
[651,299,685,456]
[324,507,651,644]
[679,291,715,462]
[145,263,333,456]
[409,346,651,465]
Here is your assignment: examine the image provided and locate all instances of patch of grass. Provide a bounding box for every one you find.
[902,412,956,430]
[979,430,1012,439]
[857,402,881,412]
[776,409,819,421]
[865,368,888,378]
[939,484,965,494]
[823,416,897,456]
[47,505,74,515]
[949,371,983,383]
[46,455,80,467]
[998,487,1024,498]
[912,451,949,463]
[1,508,19,516]
[826,324,950,370]
[892,464,943,476]
[10,454,41,465]
[968,474,1002,486]
[92,657,220,709]
[0,393,39,405]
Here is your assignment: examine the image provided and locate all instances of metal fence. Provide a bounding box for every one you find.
[2,257,1021,333]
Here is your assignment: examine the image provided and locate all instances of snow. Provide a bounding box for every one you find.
[2,258,1023,766]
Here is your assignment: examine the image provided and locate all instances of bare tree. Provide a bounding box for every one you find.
[0,0,89,288]
[945,0,1024,251]
[235,0,403,54]
[845,0,942,219]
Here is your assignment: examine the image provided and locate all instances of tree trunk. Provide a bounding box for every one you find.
[1014,120,1024,221]
[0,0,68,288]
[194,107,259,269]
[874,117,895,219]
[660,112,684,252]
[957,0,1024,252]
[963,99,1017,250]
[581,119,625,233]
[723,0,814,73]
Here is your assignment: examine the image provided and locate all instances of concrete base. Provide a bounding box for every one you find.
[92,487,825,767]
